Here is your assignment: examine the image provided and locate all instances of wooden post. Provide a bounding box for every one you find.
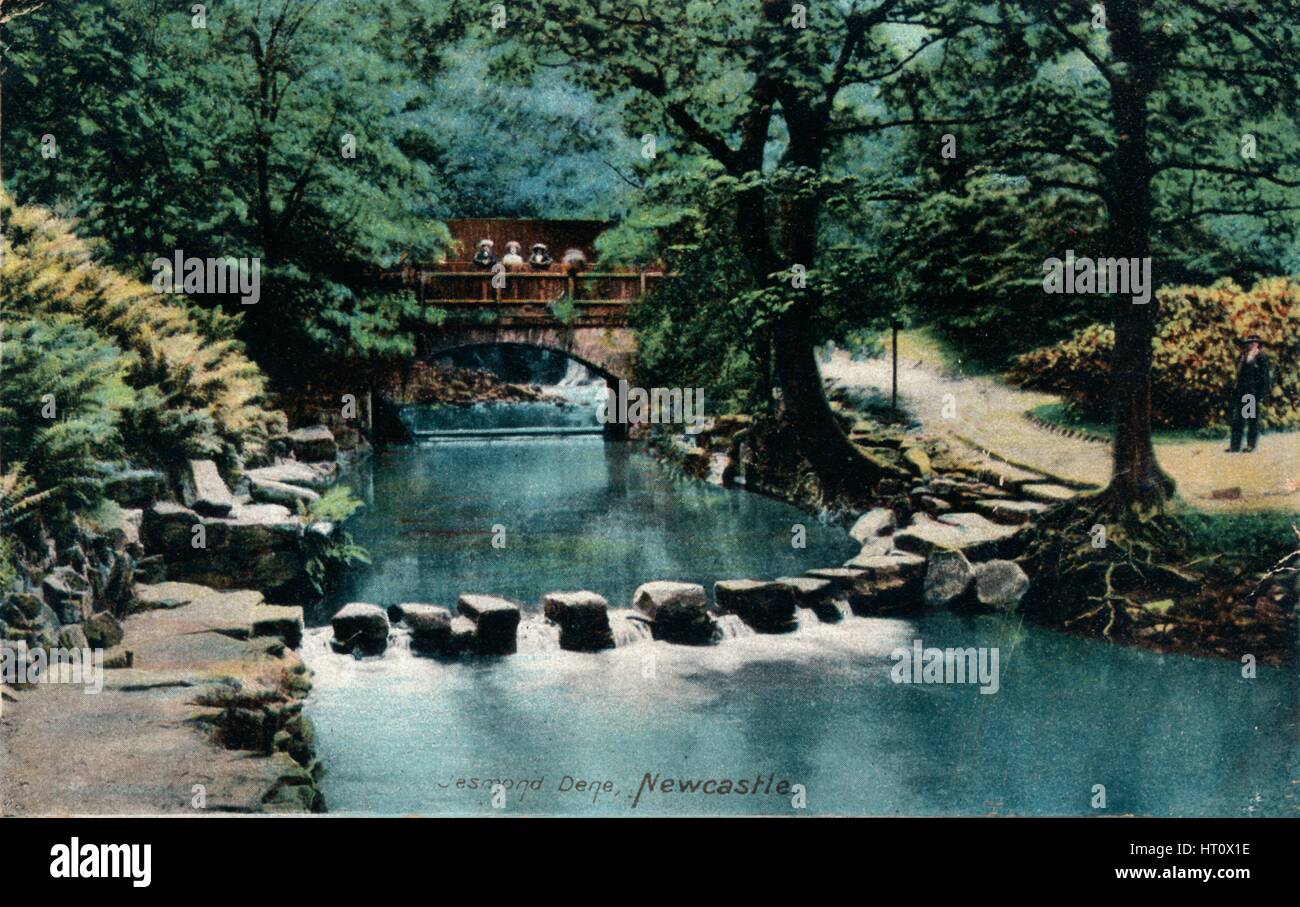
[889,319,899,410]
[891,321,900,413]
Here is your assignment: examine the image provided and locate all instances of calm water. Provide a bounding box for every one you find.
[304,403,1300,817]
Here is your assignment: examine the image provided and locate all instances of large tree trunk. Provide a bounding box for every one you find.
[1103,0,1173,513]
[761,123,898,494]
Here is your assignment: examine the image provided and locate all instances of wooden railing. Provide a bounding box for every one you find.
[383,265,667,306]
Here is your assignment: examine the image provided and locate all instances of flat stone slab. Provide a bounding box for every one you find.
[1019,482,1080,503]
[844,550,927,580]
[182,459,235,517]
[248,476,320,507]
[971,498,1051,525]
[245,461,338,491]
[804,567,866,590]
[892,513,1025,559]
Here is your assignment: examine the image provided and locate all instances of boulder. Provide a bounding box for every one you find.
[457,595,521,655]
[103,469,166,507]
[776,576,842,623]
[633,581,715,646]
[923,548,975,608]
[714,580,797,633]
[142,502,309,595]
[248,476,320,508]
[41,567,91,625]
[181,459,235,517]
[83,611,125,649]
[973,560,1030,610]
[288,426,338,463]
[330,602,389,656]
[917,495,952,515]
[848,508,896,543]
[401,603,454,654]
[893,512,1025,559]
[542,591,614,652]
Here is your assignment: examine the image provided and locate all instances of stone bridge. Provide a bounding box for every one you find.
[387,266,659,381]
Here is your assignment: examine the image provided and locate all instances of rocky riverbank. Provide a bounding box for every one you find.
[1,417,359,815]
[645,398,1298,665]
[1,581,319,815]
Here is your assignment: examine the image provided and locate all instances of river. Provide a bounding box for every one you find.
[301,363,1299,817]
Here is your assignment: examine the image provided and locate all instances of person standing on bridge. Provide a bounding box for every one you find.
[1227,334,1271,453]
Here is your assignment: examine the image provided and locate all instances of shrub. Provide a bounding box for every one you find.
[0,193,284,467]
[1008,277,1300,429]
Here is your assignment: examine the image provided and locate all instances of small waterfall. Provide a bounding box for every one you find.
[715,614,755,640]
[517,617,562,654]
[611,613,653,647]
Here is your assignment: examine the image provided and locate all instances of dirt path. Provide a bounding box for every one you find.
[823,333,1300,513]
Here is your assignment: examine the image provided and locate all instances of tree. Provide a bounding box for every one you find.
[3,0,461,376]
[946,0,1300,512]
[507,0,986,492]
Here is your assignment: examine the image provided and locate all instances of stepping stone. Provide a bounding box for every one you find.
[971,498,1051,525]
[542,591,615,652]
[330,602,389,656]
[457,595,521,655]
[776,576,843,623]
[924,549,975,608]
[714,580,797,634]
[632,581,715,646]
[893,512,1025,560]
[1020,482,1079,503]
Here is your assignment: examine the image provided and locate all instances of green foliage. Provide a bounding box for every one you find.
[1178,508,1300,562]
[301,488,370,595]
[3,0,460,373]
[0,318,122,526]
[2,193,283,468]
[304,487,366,524]
[1010,278,1300,429]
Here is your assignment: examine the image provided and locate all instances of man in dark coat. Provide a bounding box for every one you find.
[1227,335,1271,452]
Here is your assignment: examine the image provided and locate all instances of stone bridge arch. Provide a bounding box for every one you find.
[417,325,637,383]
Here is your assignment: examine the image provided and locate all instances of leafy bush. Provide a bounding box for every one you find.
[0,193,284,467]
[0,319,124,528]
[1008,278,1299,429]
